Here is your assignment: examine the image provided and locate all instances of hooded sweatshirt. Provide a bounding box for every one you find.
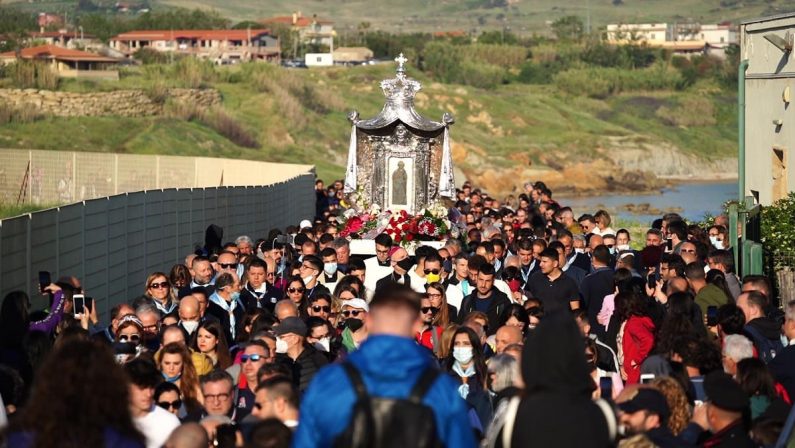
[500,313,614,447]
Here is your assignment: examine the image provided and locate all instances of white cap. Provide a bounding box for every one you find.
[299,219,312,230]
[341,298,369,312]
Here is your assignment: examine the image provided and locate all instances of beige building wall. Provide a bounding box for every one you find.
[741,13,795,205]
[0,149,314,206]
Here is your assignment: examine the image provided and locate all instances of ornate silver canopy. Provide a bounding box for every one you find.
[344,53,455,213]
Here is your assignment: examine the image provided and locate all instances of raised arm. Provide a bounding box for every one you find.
[28,284,65,334]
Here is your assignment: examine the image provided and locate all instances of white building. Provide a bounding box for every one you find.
[740,12,795,204]
[605,23,672,44]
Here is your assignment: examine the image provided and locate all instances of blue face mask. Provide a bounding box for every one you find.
[230,291,241,302]
[162,372,182,383]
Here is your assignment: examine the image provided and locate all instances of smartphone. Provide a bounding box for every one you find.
[647,274,656,289]
[275,234,294,247]
[692,377,707,402]
[640,373,655,384]
[38,271,51,292]
[73,294,86,317]
[706,306,718,327]
[666,238,673,251]
[599,376,613,401]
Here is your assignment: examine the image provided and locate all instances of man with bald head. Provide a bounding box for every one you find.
[375,247,414,291]
[275,300,299,322]
[178,296,201,337]
[165,422,208,448]
[494,325,523,354]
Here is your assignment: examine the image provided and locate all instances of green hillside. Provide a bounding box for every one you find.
[0,62,738,195]
[7,0,795,33]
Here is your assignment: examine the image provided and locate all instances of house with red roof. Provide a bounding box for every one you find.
[0,44,121,80]
[109,29,280,63]
[259,12,335,49]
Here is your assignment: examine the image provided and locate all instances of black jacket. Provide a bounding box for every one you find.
[375,271,411,292]
[580,267,615,336]
[276,343,329,393]
[769,344,795,400]
[205,298,246,345]
[240,283,283,314]
[457,288,511,335]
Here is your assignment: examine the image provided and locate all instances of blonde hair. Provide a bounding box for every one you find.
[652,376,691,436]
[144,271,175,302]
[438,324,459,359]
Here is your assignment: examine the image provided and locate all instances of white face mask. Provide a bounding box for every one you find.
[574,248,585,254]
[314,337,331,352]
[453,347,474,364]
[302,274,315,285]
[617,244,630,252]
[181,320,199,335]
[709,236,725,250]
[275,337,289,354]
[324,263,338,276]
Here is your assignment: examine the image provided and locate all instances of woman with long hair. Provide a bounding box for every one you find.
[155,342,203,415]
[651,375,692,436]
[445,326,492,430]
[168,264,191,293]
[426,282,453,327]
[284,276,307,313]
[191,320,232,370]
[736,358,790,420]
[143,272,177,316]
[655,292,706,357]
[500,304,530,335]
[4,339,146,447]
[617,291,655,384]
[706,269,733,306]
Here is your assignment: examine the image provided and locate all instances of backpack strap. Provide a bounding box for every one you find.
[342,362,368,400]
[408,366,440,404]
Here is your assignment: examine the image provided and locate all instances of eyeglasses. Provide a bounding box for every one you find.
[427,293,443,299]
[312,305,331,313]
[341,310,363,317]
[421,306,440,314]
[157,399,182,410]
[287,287,305,294]
[204,393,230,402]
[424,269,441,275]
[118,334,140,343]
[220,263,238,269]
[241,354,264,363]
[149,281,169,289]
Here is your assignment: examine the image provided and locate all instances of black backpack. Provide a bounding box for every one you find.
[333,362,444,448]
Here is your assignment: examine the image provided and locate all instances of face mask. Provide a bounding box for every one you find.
[426,273,441,284]
[709,236,724,249]
[345,318,364,332]
[324,263,338,276]
[494,258,502,272]
[181,320,199,334]
[302,274,314,285]
[453,347,474,364]
[396,258,414,272]
[508,279,521,293]
[162,372,182,383]
[275,337,289,353]
[314,337,331,352]
[608,247,616,255]
[230,291,240,302]
[781,334,790,347]
[574,248,585,254]
[617,244,630,251]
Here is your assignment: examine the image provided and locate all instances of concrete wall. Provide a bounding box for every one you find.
[741,13,795,205]
[1,149,315,205]
[0,88,221,117]
[0,176,316,323]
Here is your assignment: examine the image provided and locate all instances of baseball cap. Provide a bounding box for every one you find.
[704,371,749,412]
[618,388,670,423]
[299,219,312,230]
[341,298,369,312]
[274,317,307,337]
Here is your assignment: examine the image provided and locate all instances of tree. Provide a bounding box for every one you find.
[0,7,37,52]
[551,16,584,42]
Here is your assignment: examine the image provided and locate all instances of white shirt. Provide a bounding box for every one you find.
[135,405,181,448]
[363,256,393,295]
[407,266,428,293]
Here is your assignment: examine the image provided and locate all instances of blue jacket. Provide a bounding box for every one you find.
[292,335,477,448]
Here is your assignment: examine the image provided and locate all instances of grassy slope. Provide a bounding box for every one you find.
[0,64,737,186]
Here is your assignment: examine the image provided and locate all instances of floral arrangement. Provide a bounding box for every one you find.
[336,187,459,246]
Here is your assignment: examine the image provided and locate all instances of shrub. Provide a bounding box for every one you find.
[134,48,171,65]
[421,41,506,88]
[4,61,59,90]
[0,102,43,124]
[202,108,259,148]
[761,192,795,257]
[553,63,684,98]
[173,57,216,88]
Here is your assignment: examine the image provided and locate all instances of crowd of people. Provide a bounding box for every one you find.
[0,178,793,448]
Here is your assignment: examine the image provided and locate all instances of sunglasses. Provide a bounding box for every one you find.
[149,281,169,289]
[424,269,441,275]
[220,263,238,269]
[312,305,331,313]
[287,287,305,294]
[527,307,543,317]
[119,334,140,343]
[342,310,363,318]
[421,306,440,314]
[157,399,182,410]
[241,354,264,363]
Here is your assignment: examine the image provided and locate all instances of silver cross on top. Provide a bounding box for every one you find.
[395,53,408,74]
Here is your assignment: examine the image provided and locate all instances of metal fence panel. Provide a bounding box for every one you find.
[0,175,314,323]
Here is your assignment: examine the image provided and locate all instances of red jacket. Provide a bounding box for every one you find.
[623,315,655,384]
[416,325,443,356]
